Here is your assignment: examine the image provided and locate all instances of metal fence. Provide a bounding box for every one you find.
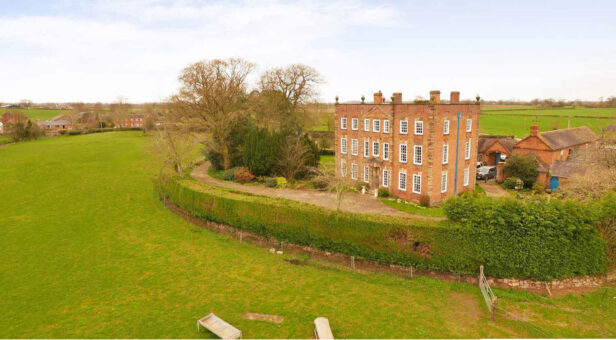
[479,265,497,321]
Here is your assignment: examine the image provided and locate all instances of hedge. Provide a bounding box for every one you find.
[160,177,608,280]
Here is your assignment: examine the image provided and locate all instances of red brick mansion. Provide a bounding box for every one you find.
[335,90,479,204]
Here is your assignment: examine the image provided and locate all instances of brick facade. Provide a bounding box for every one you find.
[335,91,479,204]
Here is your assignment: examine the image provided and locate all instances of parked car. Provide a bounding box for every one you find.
[476,166,497,180]
[476,162,483,168]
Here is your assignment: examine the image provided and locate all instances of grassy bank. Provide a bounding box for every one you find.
[1,132,615,338]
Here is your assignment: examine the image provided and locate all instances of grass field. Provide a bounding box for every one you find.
[5,108,69,120]
[1,132,615,338]
[380,198,446,217]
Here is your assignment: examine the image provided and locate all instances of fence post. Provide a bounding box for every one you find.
[239,231,243,244]
[351,256,355,270]
[491,297,497,322]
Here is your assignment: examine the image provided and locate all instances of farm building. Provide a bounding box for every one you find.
[335,90,479,204]
[119,114,145,128]
[477,135,517,166]
[1,111,26,125]
[37,120,72,130]
[512,124,598,189]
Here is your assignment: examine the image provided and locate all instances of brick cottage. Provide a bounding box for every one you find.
[335,91,479,204]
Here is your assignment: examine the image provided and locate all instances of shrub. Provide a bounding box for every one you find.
[503,176,521,189]
[419,194,431,207]
[265,177,278,188]
[162,178,608,280]
[234,167,255,184]
[241,128,281,176]
[222,168,236,181]
[532,181,545,194]
[276,177,287,188]
[311,177,329,190]
[504,154,538,188]
[378,188,390,197]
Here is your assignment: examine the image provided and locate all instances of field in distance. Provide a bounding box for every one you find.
[0,132,615,338]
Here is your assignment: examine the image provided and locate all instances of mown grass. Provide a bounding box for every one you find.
[1,132,615,338]
[380,198,446,217]
[479,114,615,138]
[319,154,335,174]
[5,108,69,120]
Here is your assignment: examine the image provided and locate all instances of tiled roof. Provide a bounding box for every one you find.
[550,160,587,178]
[478,136,517,153]
[539,127,598,150]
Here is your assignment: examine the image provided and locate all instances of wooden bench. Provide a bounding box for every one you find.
[197,313,242,339]
[314,317,334,339]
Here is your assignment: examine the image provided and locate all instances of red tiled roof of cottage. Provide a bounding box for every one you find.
[478,136,517,154]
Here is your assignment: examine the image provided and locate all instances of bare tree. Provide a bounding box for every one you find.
[171,58,254,170]
[275,135,310,182]
[257,64,323,131]
[151,122,200,176]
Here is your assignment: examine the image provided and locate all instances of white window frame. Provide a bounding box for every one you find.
[373,119,380,132]
[444,120,450,135]
[364,119,370,132]
[341,117,347,130]
[413,145,423,165]
[383,143,389,160]
[363,140,370,157]
[412,174,421,194]
[400,120,408,134]
[340,137,347,154]
[414,120,424,135]
[442,144,449,164]
[465,139,471,160]
[372,141,380,157]
[398,171,407,191]
[383,120,390,133]
[466,118,472,132]
[463,168,470,186]
[441,171,447,193]
[351,163,358,179]
[351,118,358,130]
[351,139,358,155]
[382,169,389,187]
[399,143,407,163]
[363,166,370,183]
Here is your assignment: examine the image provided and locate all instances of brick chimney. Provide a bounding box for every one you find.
[374,91,383,104]
[530,123,539,137]
[392,92,402,104]
[450,91,460,104]
[430,90,440,104]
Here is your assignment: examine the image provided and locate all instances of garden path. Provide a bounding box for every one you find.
[478,181,510,198]
[191,163,446,220]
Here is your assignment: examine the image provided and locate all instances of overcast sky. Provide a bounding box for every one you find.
[1,0,615,103]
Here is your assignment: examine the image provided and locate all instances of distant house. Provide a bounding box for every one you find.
[477,136,517,165]
[1,111,26,125]
[512,124,598,189]
[119,114,145,128]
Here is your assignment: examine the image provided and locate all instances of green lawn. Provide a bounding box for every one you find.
[5,108,68,120]
[380,198,446,217]
[1,132,615,338]
[319,154,335,174]
[482,106,615,117]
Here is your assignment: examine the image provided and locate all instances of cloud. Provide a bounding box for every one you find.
[0,0,399,102]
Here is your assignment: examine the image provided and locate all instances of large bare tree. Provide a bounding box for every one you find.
[256,64,322,131]
[172,58,254,170]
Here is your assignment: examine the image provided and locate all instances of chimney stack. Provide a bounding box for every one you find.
[374,91,383,104]
[392,92,402,104]
[450,91,460,104]
[530,123,539,137]
[430,90,440,104]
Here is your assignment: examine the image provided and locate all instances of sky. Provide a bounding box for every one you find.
[0,0,615,103]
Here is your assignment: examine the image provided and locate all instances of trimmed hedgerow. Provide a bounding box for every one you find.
[160,177,608,280]
[444,193,608,280]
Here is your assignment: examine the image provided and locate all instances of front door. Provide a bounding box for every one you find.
[372,166,380,190]
[549,177,559,190]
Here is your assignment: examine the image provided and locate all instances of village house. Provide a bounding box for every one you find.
[335,90,479,204]
[512,124,598,189]
[119,114,145,128]
[477,135,517,166]
[1,111,26,125]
